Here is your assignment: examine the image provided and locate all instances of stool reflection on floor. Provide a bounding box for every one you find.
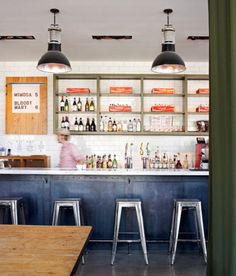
[169,199,207,265]
[111,199,148,265]
[0,197,25,225]
[52,198,85,264]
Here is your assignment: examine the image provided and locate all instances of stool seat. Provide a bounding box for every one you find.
[111,198,148,265]
[0,197,25,225]
[169,198,207,265]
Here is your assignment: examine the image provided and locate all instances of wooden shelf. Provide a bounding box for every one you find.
[53,73,210,136]
[56,111,96,114]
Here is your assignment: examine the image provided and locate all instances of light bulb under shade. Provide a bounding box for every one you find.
[37,50,72,73]
[151,51,186,73]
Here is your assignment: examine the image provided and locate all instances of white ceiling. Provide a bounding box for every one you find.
[0,0,209,62]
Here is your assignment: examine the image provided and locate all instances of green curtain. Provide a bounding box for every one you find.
[208,0,236,275]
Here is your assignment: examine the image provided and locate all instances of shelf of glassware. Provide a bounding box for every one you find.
[68,131,208,136]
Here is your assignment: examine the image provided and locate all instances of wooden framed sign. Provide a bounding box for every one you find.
[6,77,47,134]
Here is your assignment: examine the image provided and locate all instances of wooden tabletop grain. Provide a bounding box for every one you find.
[0,225,92,275]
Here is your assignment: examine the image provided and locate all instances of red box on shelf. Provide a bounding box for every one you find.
[66,88,91,94]
[151,88,175,94]
[151,105,175,112]
[196,105,209,112]
[196,88,209,94]
[109,104,132,112]
[110,87,133,94]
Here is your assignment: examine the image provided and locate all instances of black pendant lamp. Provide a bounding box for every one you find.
[37,9,72,73]
[151,9,186,74]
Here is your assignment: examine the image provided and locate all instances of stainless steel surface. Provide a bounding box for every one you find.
[111,199,148,265]
[0,198,25,225]
[169,199,207,265]
[52,198,85,264]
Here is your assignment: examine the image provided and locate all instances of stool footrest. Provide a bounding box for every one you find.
[117,239,141,243]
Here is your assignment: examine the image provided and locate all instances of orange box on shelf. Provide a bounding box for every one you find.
[66,88,91,94]
[110,87,133,94]
[151,104,175,112]
[109,104,132,112]
[196,105,209,112]
[151,88,175,94]
[196,88,209,94]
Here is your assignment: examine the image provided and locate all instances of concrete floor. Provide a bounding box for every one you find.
[76,251,207,276]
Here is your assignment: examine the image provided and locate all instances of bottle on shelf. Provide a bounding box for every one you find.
[102,155,107,169]
[72,98,77,112]
[64,116,70,130]
[183,154,189,169]
[123,120,128,132]
[108,118,113,132]
[89,98,95,112]
[64,97,69,112]
[117,121,122,132]
[78,118,84,132]
[77,97,82,112]
[85,118,91,131]
[100,116,104,132]
[61,116,65,128]
[97,156,102,168]
[128,120,133,132]
[104,116,108,132]
[133,118,137,132]
[107,154,113,169]
[175,153,182,169]
[85,98,90,112]
[137,119,141,132]
[60,96,65,112]
[74,117,79,131]
[90,118,96,132]
[112,120,117,132]
[112,154,118,169]
[162,153,168,169]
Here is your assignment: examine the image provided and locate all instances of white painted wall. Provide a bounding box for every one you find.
[0,61,209,168]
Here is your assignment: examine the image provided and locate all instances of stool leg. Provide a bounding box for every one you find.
[19,203,26,224]
[52,203,60,225]
[10,201,18,225]
[193,209,201,251]
[111,204,122,265]
[171,203,182,265]
[136,204,148,265]
[169,203,176,254]
[196,203,207,263]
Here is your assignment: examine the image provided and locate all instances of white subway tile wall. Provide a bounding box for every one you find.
[0,61,209,168]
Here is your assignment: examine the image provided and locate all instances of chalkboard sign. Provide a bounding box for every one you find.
[6,77,47,134]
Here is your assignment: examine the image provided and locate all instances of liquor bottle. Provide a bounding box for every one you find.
[108,118,113,132]
[85,155,89,169]
[90,118,96,132]
[78,118,84,132]
[77,97,82,111]
[85,118,91,131]
[112,154,118,169]
[72,98,77,112]
[64,97,69,112]
[175,153,182,169]
[117,121,122,132]
[60,96,65,112]
[133,118,137,132]
[107,154,113,169]
[64,116,70,130]
[89,98,95,112]
[97,156,102,168]
[104,116,108,132]
[112,120,117,132]
[128,120,133,132]
[74,117,79,131]
[137,119,141,132]
[102,155,107,169]
[100,116,104,132]
[61,116,65,128]
[183,154,189,169]
[162,153,168,169]
[122,120,128,132]
[85,98,90,112]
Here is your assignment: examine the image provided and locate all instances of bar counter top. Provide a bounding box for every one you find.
[0,168,209,176]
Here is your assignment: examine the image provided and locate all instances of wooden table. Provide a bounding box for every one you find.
[0,225,92,275]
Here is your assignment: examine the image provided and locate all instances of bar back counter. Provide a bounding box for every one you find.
[0,169,208,250]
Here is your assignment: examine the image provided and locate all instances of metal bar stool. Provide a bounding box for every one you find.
[52,198,85,264]
[111,199,148,265]
[0,197,26,225]
[169,199,207,265]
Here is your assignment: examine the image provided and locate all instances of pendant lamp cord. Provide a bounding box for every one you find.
[53,12,56,26]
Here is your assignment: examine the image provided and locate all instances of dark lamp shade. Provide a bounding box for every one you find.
[151,51,186,73]
[37,50,71,73]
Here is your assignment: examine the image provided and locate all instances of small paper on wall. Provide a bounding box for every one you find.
[12,84,40,113]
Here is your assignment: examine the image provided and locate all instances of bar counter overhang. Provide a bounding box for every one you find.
[0,168,208,248]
